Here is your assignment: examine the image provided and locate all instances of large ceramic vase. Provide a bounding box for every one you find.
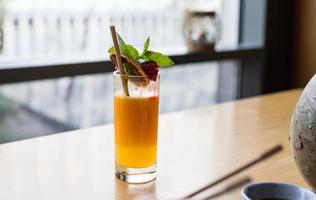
[290,74,316,191]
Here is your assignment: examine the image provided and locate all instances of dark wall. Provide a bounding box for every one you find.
[262,0,295,93]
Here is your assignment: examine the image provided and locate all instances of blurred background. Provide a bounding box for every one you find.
[0,0,313,143]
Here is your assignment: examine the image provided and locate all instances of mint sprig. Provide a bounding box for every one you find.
[126,45,139,60]
[108,35,139,60]
[117,34,127,56]
[141,51,174,67]
[118,34,139,60]
[108,35,174,67]
[142,37,150,55]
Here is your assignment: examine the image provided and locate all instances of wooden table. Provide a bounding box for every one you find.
[0,89,307,199]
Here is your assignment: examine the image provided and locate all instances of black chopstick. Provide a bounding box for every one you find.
[202,177,251,200]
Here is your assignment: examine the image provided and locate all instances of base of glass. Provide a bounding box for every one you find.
[115,163,156,184]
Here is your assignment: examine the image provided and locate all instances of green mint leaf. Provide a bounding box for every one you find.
[108,46,115,54]
[117,34,139,61]
[142,37,150,55]
[117,34,128,56]
[126,45,139,60]
[108,44,138,61]
[142,51,174,67]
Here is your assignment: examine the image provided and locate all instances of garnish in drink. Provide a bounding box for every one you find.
[108,34,174,93]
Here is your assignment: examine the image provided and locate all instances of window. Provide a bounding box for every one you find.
[0,0,269,143]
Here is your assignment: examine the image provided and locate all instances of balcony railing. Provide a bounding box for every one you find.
[1,10,184,58]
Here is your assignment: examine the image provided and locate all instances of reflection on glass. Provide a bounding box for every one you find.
[115,178,156,200]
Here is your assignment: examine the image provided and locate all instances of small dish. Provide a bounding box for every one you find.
[241,182,316,200]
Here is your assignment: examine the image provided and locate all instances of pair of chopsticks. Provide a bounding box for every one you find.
[182,145,283,199]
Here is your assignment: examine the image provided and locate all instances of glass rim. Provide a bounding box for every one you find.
[113,70,160,78]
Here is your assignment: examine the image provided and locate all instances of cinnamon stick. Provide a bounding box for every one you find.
[110,26,129,96]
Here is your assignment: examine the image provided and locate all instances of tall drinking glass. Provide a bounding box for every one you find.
[113,71,159,183]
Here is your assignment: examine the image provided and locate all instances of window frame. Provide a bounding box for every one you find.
[0,47,263,84]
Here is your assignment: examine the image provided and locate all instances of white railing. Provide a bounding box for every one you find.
[1,10,185,58]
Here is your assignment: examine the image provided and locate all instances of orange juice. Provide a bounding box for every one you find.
[114,95,159,168]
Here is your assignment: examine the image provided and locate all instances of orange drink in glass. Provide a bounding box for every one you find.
[113,71,159,183]
[108,29,173,183]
